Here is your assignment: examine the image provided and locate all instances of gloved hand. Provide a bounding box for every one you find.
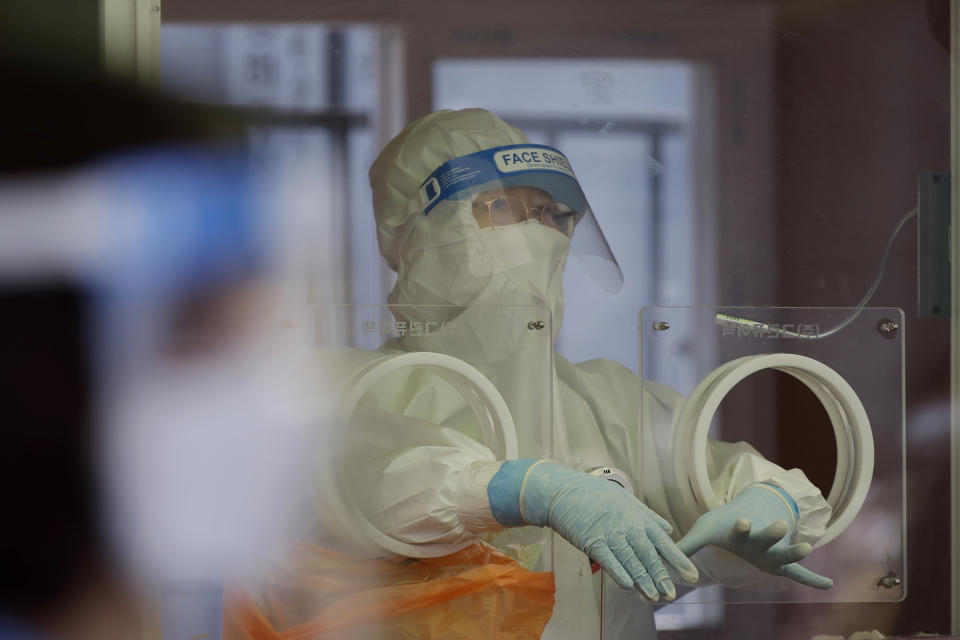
[676,482,833,589]
[488,459,699,601]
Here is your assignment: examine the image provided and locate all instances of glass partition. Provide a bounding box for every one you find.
[602,305,905,633]
[151,2,951,638]
[224,303,555,637]
[310,303,554,561]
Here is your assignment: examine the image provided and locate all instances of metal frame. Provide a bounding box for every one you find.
[100,0,161,84]
[951,0,960,631]
[99,7,162,637]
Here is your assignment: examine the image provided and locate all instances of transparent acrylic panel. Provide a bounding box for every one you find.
[308,303,554,565]
[154,4,949,637]
[233,303,556,635]
[603,306,904,631]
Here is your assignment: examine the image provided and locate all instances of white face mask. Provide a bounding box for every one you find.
[390,220,570,339]
[482,222,569,328]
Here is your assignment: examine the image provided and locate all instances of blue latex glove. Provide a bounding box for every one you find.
[676,482,833,589]
[488,460,699,601]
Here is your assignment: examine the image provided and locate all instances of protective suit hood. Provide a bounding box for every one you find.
[369,109,621,358]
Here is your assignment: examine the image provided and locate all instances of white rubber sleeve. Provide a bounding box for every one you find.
[672,353,873,548]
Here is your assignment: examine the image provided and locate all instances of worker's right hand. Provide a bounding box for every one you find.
[487,459,699,601]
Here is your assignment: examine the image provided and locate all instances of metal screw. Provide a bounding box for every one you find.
[527,320,545,331]
[876,574,901,589]
[877,319,899,339]
[652,321,671,331]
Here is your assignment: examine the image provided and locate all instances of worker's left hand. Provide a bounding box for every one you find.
[676,482,833,589]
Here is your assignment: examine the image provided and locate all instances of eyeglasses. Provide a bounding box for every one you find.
[472,195,579,236]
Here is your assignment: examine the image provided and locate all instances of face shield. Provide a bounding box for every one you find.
[401,143,623,293]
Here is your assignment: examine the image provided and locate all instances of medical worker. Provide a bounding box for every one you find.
[350,108,832,639]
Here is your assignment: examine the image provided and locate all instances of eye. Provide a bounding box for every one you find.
[486,196,527,226]
[488,197,516,216]
[538,202,577,235]
[543,202,575,219]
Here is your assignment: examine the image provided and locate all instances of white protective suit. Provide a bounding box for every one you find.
[345,109,831,639]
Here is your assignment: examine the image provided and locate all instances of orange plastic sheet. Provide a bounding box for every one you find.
[223,542,556,640]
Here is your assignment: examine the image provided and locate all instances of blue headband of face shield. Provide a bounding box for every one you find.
[416,143,623,293]
[419,144,587,216]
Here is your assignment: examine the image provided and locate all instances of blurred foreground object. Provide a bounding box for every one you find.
[0,132,321,588]
[0,55,325,640]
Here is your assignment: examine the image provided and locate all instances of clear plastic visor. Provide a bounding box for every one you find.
[411,144,623,292]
